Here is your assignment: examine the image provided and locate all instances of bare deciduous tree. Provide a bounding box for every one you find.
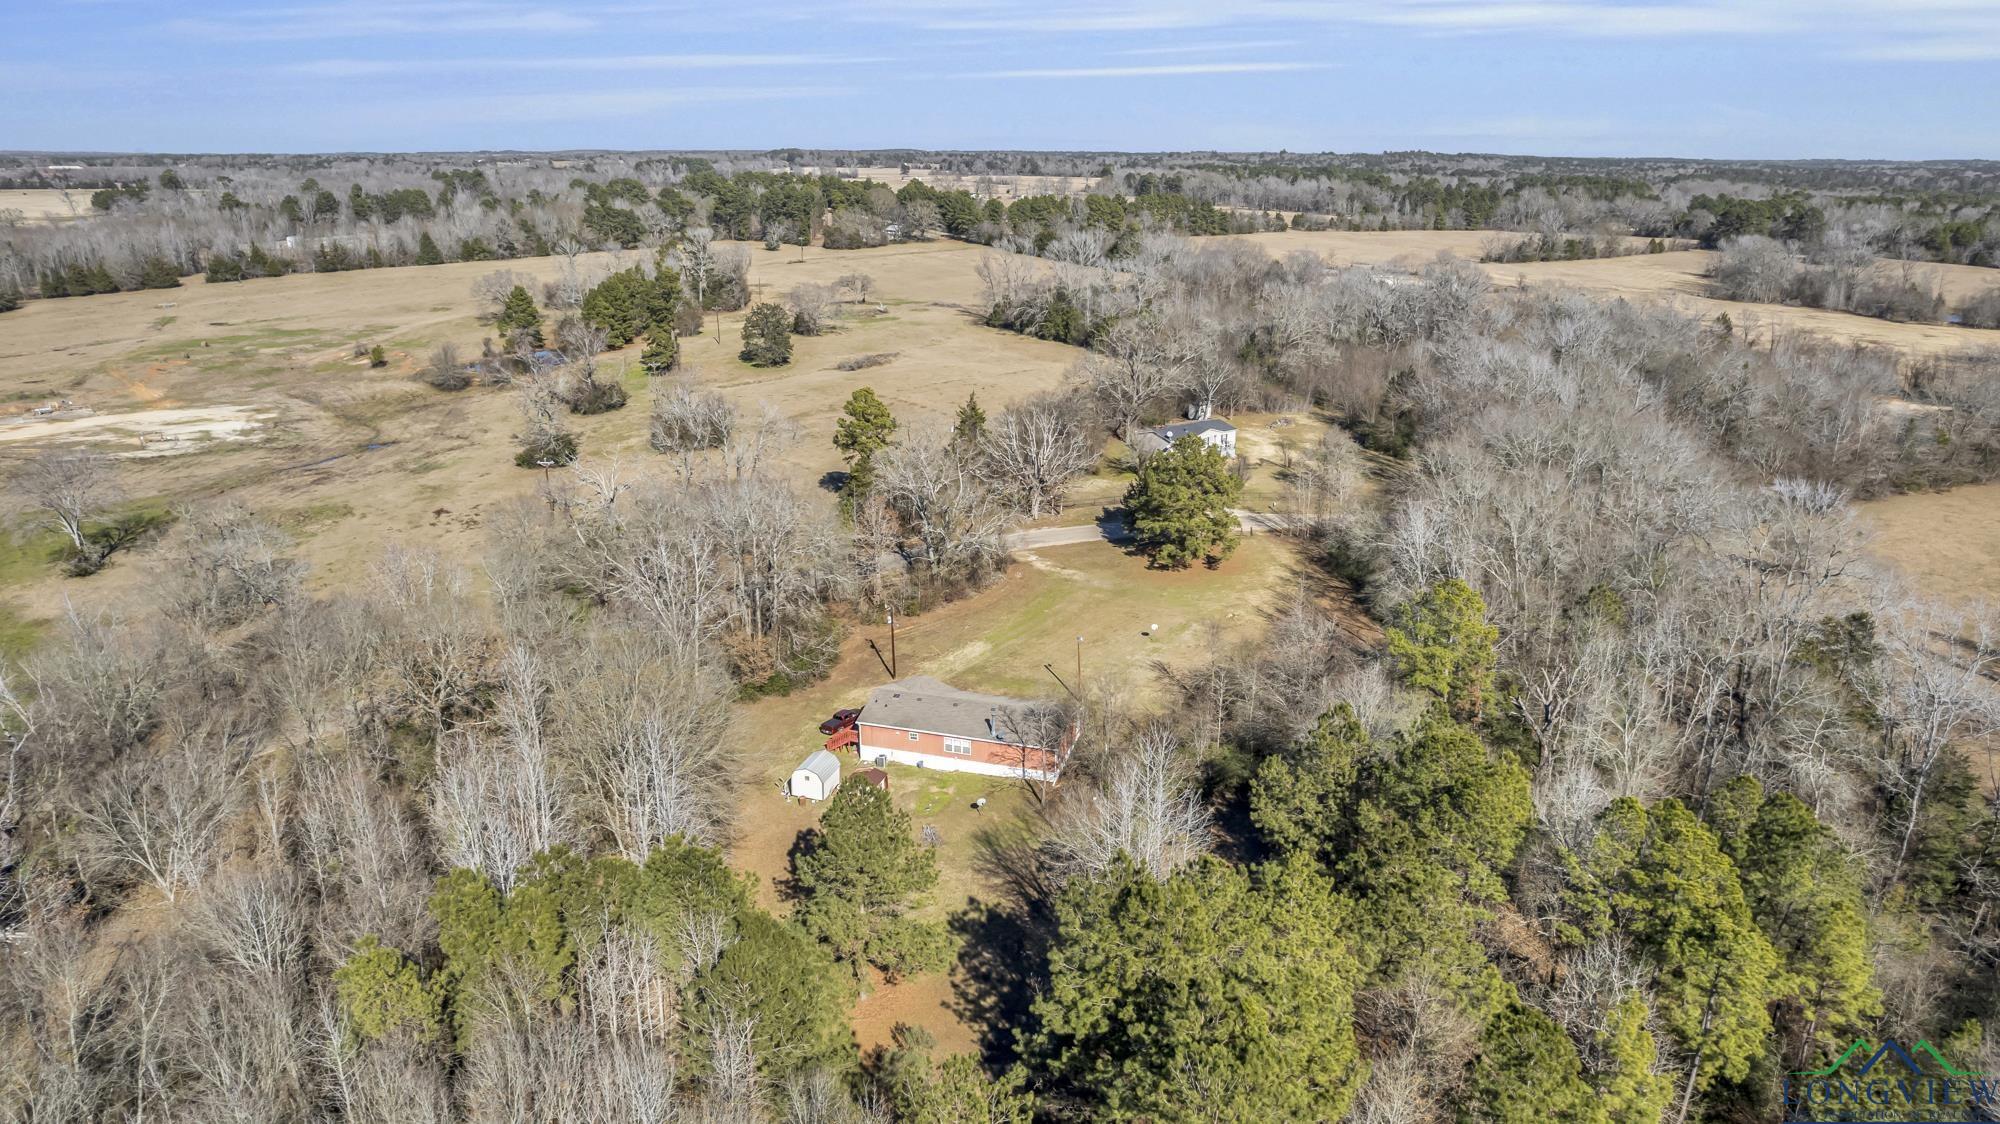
[13,449,119,571]
[649,378,734,484]
[1081,317,1195,443]
[76,738,241,902]
[977,391,1100,519]
[430,645,571,889]
[876,424,1009,579]
[555,629,735,858]
[1043,725,1211,882]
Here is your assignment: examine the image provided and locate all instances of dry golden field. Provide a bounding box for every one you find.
[0,239,1080,607]
[0,188,92,222]
[1862,483,2000,606]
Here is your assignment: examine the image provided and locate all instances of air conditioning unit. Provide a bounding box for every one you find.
[873,755,889,768]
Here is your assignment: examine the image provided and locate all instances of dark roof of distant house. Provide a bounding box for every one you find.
[1152,418,1236,441]
[861,675,1045,746]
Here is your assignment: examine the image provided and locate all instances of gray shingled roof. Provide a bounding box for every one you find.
[861,676,1041,745]
[1152,418,1236,442]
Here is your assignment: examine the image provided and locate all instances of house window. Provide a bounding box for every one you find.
[907,730,919,742]
[943,737,973,755]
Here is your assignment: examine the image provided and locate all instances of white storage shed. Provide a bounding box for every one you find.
[790,749,842,802]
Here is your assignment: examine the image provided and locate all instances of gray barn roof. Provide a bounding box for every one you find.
[861,676,1042,746]
[794,749,840,783]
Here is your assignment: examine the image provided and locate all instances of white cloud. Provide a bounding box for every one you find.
[168,2,598,41]
[828,0,2000,58]
[281,53,887,77]
[972,61,1327,78]
[384,85,847,125]
[1112,39,1294,55]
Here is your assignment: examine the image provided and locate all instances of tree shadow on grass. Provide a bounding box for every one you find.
[948,815,1059,1071]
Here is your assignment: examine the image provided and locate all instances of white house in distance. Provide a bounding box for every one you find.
[789,749,841,802]
[1131,418,1237,458]
[851,676,1071,783]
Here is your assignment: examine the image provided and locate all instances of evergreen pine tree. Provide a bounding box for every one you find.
[494,284,543,347]
[1585,798,1781,1113]
[138,257,181,290]
[639,330,678,375]
[1595,992,1674,1124]
[953,391,986,447]
[1385,578,1501,718]
[1024,856,1366,1120]
[833,386,897,509]
[1705,777,1881,1061]
[1460,997,1603,1124]
[1123,433,1243,569]
[333,937,443,1045]
[684,911,854,1081]
[739,301,793,366]
[414,231,445,265]
[793,781,942,974]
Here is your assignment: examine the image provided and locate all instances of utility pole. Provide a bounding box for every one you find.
[887,610,898,678]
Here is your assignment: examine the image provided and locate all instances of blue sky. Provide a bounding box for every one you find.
[4,0,1995,157]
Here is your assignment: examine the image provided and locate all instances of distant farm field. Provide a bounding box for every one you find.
[0,188,92,222]
[1230,231,2000,358]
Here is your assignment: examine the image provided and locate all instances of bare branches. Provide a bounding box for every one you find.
[875,424,1009,580]
[12,448,119,573]
[977,391,1100,519]
[75,739,241,902]
[1043,725,1211,883]
[554,628,736,858]
[429,646,572,889]
[649,377,734,484]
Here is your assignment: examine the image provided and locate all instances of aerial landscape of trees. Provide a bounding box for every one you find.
[1,144,1999,1123]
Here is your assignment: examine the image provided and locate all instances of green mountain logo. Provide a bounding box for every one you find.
[1792,1038,1985,1078]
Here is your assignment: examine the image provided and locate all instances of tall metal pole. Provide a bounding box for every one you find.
[888,611,898,678]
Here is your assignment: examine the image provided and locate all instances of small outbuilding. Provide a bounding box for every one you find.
[790,749,842,802]
[1131,418,1238,458]
[859,767,890,791]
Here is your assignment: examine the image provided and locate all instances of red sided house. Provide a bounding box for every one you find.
[838,675,1072,783]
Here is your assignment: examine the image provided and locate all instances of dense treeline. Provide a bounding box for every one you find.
[0,153,1259,313]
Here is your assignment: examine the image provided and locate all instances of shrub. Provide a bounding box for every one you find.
[515,432,579,467]
[368,345,388,368]
[420,343,470,391]
[1959,287,2000,329]
[567,379,628,415]
[138,257,181,289]
[836,352,897,371]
